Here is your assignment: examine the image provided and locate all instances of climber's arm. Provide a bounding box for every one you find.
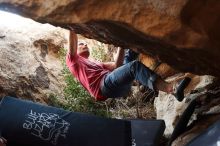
[102,47,125,71]
[68,30,78,56]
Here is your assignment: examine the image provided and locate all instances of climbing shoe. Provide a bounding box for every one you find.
[173,77,191,102]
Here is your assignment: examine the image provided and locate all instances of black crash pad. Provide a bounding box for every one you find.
[0,96,131,146]
[0,96,165,146]
[130,119,165,146]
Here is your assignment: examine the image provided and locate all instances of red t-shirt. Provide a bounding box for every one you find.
[66,53,109,101]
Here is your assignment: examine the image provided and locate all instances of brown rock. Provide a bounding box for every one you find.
[140,53,178,79]
[0,18,67,102]
[0,0,220,76]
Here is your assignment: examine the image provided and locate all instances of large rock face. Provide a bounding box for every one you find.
[0,0,220,76]
[0,15,67,102]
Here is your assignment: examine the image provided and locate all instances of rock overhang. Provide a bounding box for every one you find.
[0,0,220,76]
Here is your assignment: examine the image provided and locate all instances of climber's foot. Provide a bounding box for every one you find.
[173,77,191,102]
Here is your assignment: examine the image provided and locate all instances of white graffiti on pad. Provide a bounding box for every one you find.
[23,110,70,145]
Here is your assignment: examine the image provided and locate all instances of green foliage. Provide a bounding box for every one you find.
[49,48,110,117]
[91,43,110,62]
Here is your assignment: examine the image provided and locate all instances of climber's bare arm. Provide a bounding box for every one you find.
[68,30,78,56]
[103,47,125,71]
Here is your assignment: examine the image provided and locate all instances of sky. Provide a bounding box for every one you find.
[0,10,31,27]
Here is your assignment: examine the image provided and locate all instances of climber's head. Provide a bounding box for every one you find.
[78,41,90,58]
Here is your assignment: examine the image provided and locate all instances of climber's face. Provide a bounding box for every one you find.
[78,42,90,58]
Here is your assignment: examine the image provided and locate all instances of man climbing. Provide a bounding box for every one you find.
[66,30,191,102]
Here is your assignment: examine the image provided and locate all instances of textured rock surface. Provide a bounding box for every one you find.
[171,77,220,145]
[154,74,215,136]
[0,0,220,76]
[140,53,179,79]
[0,15,67,102]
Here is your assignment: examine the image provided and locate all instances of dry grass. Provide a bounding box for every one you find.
[105,85,157,119]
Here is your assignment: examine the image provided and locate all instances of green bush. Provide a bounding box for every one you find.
[91,43,110,62]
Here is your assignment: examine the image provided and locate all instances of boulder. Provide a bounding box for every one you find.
[0,0,220,76]
[0,16,67,102]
